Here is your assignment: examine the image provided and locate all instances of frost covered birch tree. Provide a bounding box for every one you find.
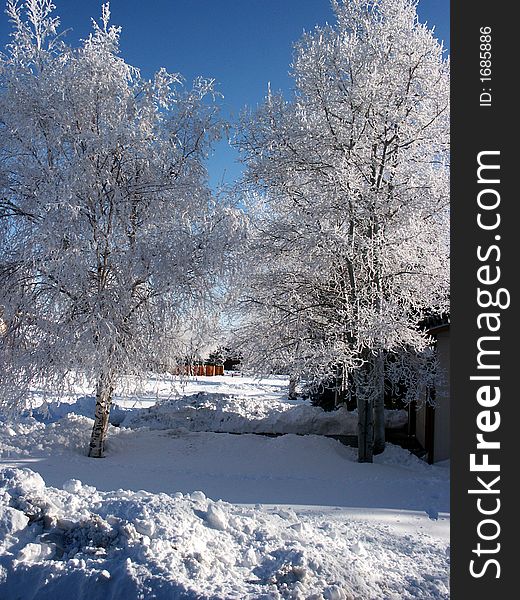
[236,0,449,461]
[0,1,242,457]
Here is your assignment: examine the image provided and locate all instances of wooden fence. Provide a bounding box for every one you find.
[175,364,224,376]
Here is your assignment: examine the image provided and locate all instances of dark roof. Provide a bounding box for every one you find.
[421,313,450,335]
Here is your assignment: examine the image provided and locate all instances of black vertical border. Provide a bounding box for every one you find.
[451,1,517,597]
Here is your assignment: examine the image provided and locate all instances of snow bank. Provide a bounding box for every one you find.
[24,375,408,437]
[0,414,97,458]
[0,467,449,599]
[123,391,407,436]
[31,396,131,426]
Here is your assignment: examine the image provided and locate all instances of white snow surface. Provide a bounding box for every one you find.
[0,375,449,599]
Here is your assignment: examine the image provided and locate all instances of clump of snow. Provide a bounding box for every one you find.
[0,506,29,537]
[204,502,228,531]
[0,467,449,599]
[374,442,435,471]
[62,479,83,494]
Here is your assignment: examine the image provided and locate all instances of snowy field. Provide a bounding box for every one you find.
[0,375,450,599]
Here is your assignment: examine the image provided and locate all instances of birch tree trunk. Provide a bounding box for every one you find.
[373,351,386,455]
[88,371,115,458]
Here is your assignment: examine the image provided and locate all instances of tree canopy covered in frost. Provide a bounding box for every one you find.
[235,0,449,460]
[0,1,243,456]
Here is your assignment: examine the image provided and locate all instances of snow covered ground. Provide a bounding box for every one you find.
[0,375,449,599]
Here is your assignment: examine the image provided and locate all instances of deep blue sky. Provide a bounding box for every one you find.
[0,0,449,189]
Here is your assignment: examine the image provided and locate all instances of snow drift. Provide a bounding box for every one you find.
[123,391,408,436]
[0,467,449,599]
